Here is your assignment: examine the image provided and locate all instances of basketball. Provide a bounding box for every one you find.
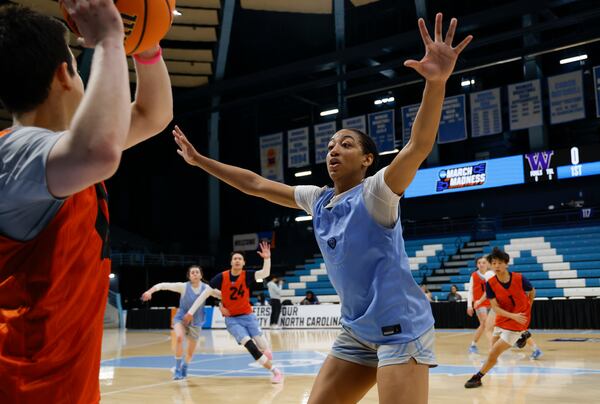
[59,0,176,55]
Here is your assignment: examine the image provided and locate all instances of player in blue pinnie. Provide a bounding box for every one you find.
[172,13,472,404]
[142,265,219,380]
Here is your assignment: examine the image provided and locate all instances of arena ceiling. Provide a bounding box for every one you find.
[1,0,600,127]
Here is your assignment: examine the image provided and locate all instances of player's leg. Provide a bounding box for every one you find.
[308,326,379,403]
[172,322,186,380]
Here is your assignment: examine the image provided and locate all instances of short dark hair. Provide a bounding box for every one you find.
[231,251,246,259]
[475,255,487,265]
[187,265,203,279]
[346,128,379,177]
[0,5,75,114]
[487,247,510,264]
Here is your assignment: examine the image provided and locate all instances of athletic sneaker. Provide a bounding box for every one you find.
[181,363,188,378]
[464,374,482,388]
[173,367,184,380]
[271,369,284,384]
[468,345,479,354]
[515,331,531,349]
[263,349,273,361]
[531,348,543,360]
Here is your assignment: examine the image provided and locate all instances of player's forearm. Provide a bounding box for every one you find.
[408,81,446,155]
[125,52,173,149]
[187,287,214,315]
[192,154,267,197]
[255,259,271,280]
[69,38,131,159]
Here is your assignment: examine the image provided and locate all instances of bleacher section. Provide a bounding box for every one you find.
[272,236,467,304]
[444,225,600,301]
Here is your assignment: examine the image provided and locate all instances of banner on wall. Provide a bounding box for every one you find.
[314,122,336,164]
[259,133,284,182]
[401,103,420,146]
[508,79,543,130]
[438,95,467,144]
[342,115,367,133]
[368,110,396,152]
[287,127,310,168]
[232,231,275,251]
[210,304,342,329]
[595,66,600,118]
[470,88,502,137]
[548,70,585,124]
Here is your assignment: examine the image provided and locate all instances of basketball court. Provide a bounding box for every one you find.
[100,328,600,403]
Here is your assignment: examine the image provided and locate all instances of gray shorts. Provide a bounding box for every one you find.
[476,306,491,315]
[175,321,202,341]
[330,326,437,368]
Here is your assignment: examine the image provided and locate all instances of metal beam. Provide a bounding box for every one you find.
[207,0,235,256]
[414,0,428,20]
[334,0,347,116]
[176,0,549,104]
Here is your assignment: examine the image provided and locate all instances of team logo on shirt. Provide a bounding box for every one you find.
[436,163,486,192]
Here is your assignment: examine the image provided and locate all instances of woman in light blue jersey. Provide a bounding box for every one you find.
[142,265,218,380]
[172,13,471,403]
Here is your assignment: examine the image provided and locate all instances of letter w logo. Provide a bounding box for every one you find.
[525,151,554,171]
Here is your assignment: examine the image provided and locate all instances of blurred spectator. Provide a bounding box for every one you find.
[267,276,284,327]
[421,285,433,302]
[300,290,320,305]
[447,285,463,302]
[255,292,268,306]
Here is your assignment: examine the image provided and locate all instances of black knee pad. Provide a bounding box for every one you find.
[244,339,263,360]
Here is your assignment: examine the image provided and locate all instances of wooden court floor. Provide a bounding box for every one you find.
[100,328,600,403]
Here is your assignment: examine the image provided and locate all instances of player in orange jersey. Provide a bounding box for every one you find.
[465,248,536,388]
[184,242,284,383]
[0,2,172,402]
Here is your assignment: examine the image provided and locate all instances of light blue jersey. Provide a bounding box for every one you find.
[173,282,207,327]
[313,185,434,344]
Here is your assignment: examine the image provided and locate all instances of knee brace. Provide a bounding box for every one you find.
[243,339,264,361]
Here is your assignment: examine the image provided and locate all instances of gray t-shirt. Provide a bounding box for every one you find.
[294,167,400,228]
[0,126,64,241]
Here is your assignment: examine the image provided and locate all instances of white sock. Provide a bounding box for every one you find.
[271,367,279,374]
[471,341,476,346]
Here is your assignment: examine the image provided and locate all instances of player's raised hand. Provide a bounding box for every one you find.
[61,0,124,48]
[404,13,473,83]
[173,125,202,167]
[257,241,271,259]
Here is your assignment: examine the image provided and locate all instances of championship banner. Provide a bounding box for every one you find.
[401,103,420,146]
[259,133,284,182]
[438,95,467,144]
[470,88,502,137]
[548,70,585,124]
[342,115,367,133]
[210,304,342,329]
[508,79,543,130]
[287,127,310,168]
[368,110,396,152]
[314,122,336,164]
[594,66,600,118]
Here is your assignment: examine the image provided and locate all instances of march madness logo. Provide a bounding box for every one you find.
[436,163,487,192]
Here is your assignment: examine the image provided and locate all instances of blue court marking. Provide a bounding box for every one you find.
[101,351,600,378]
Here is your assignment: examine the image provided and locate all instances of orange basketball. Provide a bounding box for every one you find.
[59,0,176,55]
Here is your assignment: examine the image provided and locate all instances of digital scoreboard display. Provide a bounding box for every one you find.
[523,146,600,182]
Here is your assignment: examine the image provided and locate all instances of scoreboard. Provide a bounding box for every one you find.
[523,145,600,182]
